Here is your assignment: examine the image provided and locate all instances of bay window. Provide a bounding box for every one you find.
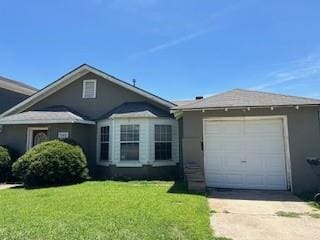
[120,125,139,161]
[155,125,172,160]
[100,126,109,161]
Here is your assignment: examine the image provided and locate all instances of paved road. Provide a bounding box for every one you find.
[208,189,320,240]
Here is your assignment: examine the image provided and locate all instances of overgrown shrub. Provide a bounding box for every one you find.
[0,146,13,182]
[12,140,89,187]
[61,138,82,148]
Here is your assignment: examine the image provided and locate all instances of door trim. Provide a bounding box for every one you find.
[26,127,49,150]
[202,115,292,191]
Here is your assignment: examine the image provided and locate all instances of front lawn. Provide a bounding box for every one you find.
[0,181,214,240]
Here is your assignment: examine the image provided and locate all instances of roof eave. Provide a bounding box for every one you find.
[0,119,96,125]
[172,104,320,111]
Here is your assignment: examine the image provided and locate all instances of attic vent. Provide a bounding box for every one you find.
[82,79,96,99]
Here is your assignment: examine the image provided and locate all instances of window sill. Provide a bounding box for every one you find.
[152,161,177,167]
[113,161,143,168]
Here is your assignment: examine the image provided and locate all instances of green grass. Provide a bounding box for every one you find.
[297,192,320,210]
[276,211,301,218]
[0,181,215,240]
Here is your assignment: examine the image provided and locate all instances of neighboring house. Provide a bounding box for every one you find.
[0,64,319,194]
[0,76,37,114]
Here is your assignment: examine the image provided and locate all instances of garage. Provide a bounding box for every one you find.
[203,117,289,190]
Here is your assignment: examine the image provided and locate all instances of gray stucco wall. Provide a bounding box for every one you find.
[0,72,177,179]
[0,87,30,114]
[95,165,179,180]
[29,72,170,120]
[0,124,73,156]
[182,106,320,194]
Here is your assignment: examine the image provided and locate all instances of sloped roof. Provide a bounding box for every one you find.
[172,89,320,110]
[0,106,94,125]
[99,102,172,119]
[1,64,176,117]
[172,99,196,107]
[0,76,37,95]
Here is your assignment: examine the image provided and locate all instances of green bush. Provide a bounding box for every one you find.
[12,140,89,187]
[0,146,13,182]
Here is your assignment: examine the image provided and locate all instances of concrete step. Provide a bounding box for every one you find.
[188,180,206,193]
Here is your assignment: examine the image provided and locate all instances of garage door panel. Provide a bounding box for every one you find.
[225,174,244,185]
[204,118,288,190]
[266,175,287,187]
[205,138,243,152]
[245,175,265,187]
[245,138,284,154]
[206,154,245,172]
[206,121,243,135]
[245,119,283,134]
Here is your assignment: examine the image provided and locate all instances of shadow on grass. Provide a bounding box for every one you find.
[167,181,205,196]
[17,180,88,190]
[297,192,320,209]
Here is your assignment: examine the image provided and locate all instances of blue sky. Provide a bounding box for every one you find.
[1,0,320,100]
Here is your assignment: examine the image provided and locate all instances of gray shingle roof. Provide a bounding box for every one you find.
[0,107,94,125]
[172,89,320,110]
[0,76,37,95]
[172,100,196,107]
[99,102,172,119]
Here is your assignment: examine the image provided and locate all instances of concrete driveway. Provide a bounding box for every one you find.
[208,189,320,240]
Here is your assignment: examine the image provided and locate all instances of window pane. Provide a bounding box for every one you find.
[100,126,109,142]
[155,125,172,141]
[100,143,109,161]
[155,142,172,160]
[121,125,139,141]
[120,143,139,160]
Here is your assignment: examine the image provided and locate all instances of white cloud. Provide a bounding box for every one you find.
[130,28,212,58]
[129,2,249,58]
[250,54,320,90]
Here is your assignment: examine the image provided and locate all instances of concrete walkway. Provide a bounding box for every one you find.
[208,189,320,240]
[0,184,22,190]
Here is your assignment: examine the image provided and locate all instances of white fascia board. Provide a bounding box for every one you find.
[0,119,96,125]
[0,79,37,96]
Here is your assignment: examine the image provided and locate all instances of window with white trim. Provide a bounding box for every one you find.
[82,79,96,98]
[155,125,172,160]
[100,126,109,161]
[120,125,139,161]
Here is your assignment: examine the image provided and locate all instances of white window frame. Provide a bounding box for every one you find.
[150,119,179,167]
[120,124,140,162]
[96,117,179,168]
[154,124,173,161]
[96,121,112,166]
[26,127,49,150]
[82,79,97,99]
[99,125,110,162]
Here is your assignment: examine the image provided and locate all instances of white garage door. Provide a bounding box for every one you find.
[204,117,288,190]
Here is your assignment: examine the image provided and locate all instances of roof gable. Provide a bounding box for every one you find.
[1,64,175,117]
[173,89,320,110]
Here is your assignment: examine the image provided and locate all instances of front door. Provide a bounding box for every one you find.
[27,128,49,149]
[32,130,48,147]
